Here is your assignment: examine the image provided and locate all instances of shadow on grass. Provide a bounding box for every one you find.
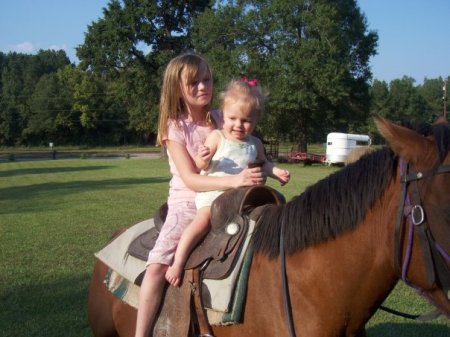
[0,273,93,337]
[0,165,114,178]
[367,322,449,336]
[0,176,169,213]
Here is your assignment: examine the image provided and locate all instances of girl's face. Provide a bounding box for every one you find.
[222,101,256,141]
[180,62,213,115]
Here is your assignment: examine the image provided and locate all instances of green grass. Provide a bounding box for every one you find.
[0,158,170,337]
[0,158,448,336]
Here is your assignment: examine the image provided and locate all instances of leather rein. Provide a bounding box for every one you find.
[279,158,450,337]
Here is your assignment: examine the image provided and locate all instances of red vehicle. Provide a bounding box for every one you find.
[287,151,326,164]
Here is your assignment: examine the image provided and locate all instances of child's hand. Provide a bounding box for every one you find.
[198,145,211,161]
[274,167,290,186]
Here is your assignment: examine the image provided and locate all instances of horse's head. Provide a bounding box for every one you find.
[374,113,450,318]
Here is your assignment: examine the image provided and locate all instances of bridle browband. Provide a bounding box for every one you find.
[394,158,450,299]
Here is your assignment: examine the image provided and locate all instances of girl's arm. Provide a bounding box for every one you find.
[254,137,291,185]
[166,140,264,192]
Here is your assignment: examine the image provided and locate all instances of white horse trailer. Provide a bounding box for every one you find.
[325,133,371,165]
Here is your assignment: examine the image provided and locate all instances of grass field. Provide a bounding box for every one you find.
[0,157,448,336]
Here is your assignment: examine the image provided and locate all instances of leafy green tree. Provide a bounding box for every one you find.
[0,51,70,145]
[367,76,447,141]
[418,77,447,121]
[77,0,210,74]
[76,0,210,143]
[1,65,24,145]
[111,68,159,144]
[25,73,62,144]
[366,79,389,141]
[370,80,389,115]
[384,76,428,126]
[193,0,378,150]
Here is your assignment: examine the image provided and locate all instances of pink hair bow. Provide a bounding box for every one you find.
[241,76,258,87]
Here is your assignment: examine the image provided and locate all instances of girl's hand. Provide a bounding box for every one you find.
[233,166,266,188]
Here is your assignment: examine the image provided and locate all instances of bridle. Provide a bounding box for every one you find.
[394,157,450,302]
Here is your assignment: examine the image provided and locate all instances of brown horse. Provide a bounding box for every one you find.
[88,115,450,337]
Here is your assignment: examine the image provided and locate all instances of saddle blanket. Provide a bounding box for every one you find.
[95,217,255,323]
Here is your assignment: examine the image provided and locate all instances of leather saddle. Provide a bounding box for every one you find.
[128,185,285,282]
[127,185,285,337]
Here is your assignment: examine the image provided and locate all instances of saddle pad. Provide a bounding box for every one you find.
[97,217,254,313]
[205,244,254,325]
[104,247,253,326]
[202,218,256,312]
[105,269,191,337]
[95,218,152,283]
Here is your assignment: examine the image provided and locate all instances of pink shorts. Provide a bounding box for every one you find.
[147,201,197,266]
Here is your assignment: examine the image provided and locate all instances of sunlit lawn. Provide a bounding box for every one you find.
[0,157,448,336]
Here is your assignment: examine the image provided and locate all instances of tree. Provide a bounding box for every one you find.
[112,67,160,144]
[384,76,428,126]
[0,64,25,145]
[370,79,389,115]
[25,73,63,144]
[76,0,211,143]
[367,76,446,141]
[193,0,378,150]
[418,77,447,121]
[77,0,210,75]
[0,50,70,145]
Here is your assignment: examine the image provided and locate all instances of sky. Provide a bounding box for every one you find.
[0,0,449,85]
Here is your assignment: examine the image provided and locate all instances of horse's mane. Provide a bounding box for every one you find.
[252,121,450,258]
[251,147,396,258]
[433,122,450,162]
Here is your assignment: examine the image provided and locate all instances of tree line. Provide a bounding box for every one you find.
[0,0,447,148]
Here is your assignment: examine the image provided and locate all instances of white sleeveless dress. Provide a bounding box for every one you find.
[195,130,258,209]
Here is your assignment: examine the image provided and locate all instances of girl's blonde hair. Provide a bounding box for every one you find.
[157,53,213,145]
[220,79,266,122]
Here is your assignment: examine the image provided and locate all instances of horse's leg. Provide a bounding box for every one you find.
[88,259,120,337]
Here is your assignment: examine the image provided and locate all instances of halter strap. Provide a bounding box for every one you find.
[404,164,436,286]
[395,159,450,292]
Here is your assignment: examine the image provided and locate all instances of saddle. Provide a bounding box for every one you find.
[127,203,168,263]
[128,185,285,280]
[127,185,285,337]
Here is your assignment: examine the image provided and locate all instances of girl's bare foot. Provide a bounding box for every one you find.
[165,264,182,287]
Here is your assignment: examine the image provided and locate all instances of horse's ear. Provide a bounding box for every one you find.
[373,113,433,165]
